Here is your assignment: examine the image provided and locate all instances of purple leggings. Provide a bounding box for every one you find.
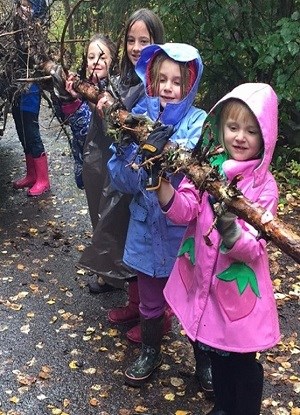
[137,272,168,319]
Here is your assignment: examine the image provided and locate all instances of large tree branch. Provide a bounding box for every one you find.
[160,149,300,264]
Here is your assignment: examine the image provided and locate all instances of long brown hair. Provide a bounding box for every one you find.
[120,8,165,84]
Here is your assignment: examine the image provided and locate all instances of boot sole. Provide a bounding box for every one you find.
[108,311,140,324]
[27,187,50,197]
[108,316,140,324]
[124,356,163,387]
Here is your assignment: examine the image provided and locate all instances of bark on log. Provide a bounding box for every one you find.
[168,157,300,264]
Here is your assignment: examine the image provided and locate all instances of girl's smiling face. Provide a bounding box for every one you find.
[223,109,262,161]
[87,41,111,82]
[158,59,182,108]
[126,20,151,66]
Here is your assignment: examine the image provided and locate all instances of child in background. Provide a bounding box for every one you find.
[107,43,212,391]
[12,0,50,197]
[155,83,280,415]
[54,33,116,190]
[79,9,168,345]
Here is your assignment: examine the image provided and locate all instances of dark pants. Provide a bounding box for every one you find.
[209,351,264,415]
[12,106,44,157]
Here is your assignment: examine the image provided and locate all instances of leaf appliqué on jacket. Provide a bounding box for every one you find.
[177,236,195,265]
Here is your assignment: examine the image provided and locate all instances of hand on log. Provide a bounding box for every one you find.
[144,146,300,264]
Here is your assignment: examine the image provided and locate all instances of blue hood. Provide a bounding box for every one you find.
[135,43,203,125]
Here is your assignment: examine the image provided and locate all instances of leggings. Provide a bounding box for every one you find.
[209,351,264,415]
[12,107,44,157]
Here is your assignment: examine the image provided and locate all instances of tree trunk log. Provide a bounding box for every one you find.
[173,159,300,264]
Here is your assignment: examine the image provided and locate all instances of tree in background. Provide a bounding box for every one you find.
[27,0,300,147]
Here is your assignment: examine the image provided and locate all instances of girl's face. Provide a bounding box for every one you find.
[126,20,151,66]
[87,40,112,82]
[158,59,182,108]
[223,110,262,161]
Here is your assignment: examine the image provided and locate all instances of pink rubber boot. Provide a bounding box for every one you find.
[27,153,50,197]
[108,280,140,324]
[13,154,36,189]
[126,306,174,344]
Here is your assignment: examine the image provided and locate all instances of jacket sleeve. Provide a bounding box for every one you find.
[175,108,207,150]
[163,177,201,224]
[64,101,91,144]
[107,142,147,194]
[222,176,279,263]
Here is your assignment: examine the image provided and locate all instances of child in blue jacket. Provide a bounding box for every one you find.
[107,43,211,388]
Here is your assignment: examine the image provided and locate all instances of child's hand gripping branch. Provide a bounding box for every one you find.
[210,198,242,249]
[50,65,77,103]
[141,124,173,190]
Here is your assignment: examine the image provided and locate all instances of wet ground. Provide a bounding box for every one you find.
[0,102,299,415]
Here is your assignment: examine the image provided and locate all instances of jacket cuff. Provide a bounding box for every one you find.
[61,99,82,117]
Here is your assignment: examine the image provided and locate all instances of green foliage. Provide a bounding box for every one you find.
[48,0,300,146]
[271,145,300,206]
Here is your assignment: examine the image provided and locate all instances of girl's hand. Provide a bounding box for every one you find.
[65,73,81,99]
[96,91,115,118]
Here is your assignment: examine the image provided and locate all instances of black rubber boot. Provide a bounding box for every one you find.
[124,314,164,387]
[190,340,214,398]
[234,361,264,415]
[206,408,227,415]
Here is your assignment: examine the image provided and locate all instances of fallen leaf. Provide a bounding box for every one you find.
[164,392,175,401]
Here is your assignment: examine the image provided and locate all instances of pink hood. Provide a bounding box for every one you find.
[202,83,278,187]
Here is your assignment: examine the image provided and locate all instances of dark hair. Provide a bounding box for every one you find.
[120,8,165,84]
[79,33,117,79]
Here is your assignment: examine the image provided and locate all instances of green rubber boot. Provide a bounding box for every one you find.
[124,314,164,387]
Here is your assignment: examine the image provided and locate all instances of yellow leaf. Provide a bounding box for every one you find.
[77,244,85,252]
[29,227,38,235]
[107,328,118,337]
[69,360,79,369]
[10,303,22,311]
[17,263,25,270]
[175,411,191,415]
[91,384,101,391]
[83,335,91,341]
[291,408,300,415]
[63,398,70,407]
[51,408,62,414]
[29,284,39,292]
[47,299,56,305]
[10,396,20,403]
[164,392,175,401]
[280,361,292,369]
[134,405,149,413]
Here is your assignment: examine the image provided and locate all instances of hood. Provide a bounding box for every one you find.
[199,83,278,187]
[135,43,203,125]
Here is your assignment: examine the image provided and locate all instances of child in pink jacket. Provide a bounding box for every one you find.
[155,83,281,415]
